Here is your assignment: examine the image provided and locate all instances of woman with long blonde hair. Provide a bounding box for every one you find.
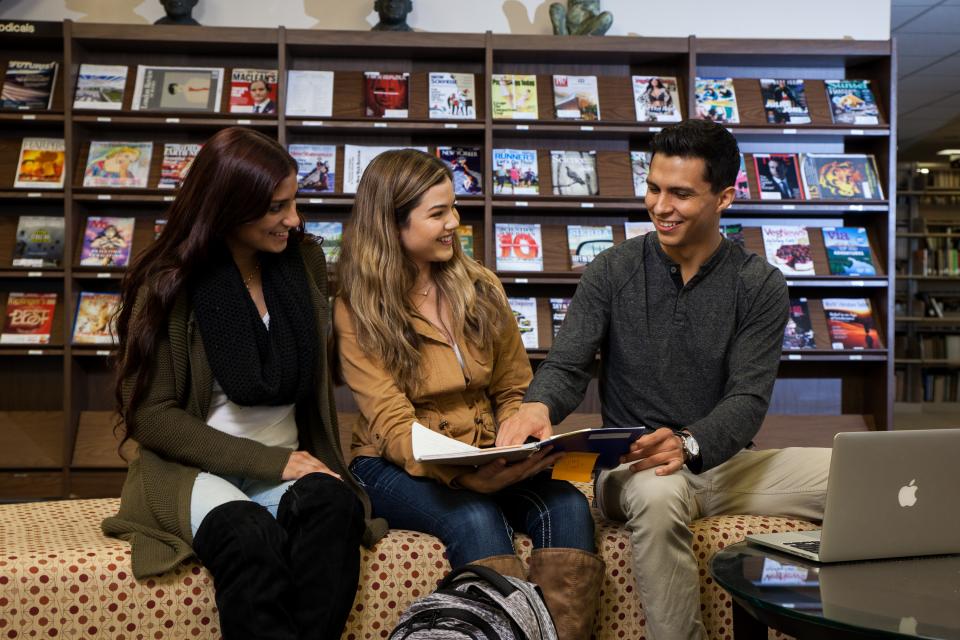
[334,149,604,640]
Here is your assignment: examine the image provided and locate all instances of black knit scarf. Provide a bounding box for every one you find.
[192,241,317,407]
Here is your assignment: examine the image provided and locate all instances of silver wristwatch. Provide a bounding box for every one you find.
[676,430,700,466]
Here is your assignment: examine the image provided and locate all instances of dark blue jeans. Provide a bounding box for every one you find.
[350,456,595,568]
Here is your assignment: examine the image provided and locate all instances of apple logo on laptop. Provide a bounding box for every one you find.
[898,479,918,508]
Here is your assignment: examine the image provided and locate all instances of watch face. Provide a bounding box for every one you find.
[684,433,699,457]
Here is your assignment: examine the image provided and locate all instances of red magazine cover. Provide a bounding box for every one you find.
[1,292,57,345]
[364,72,409,118]
[229,68,278,114]
[823,298,883,350]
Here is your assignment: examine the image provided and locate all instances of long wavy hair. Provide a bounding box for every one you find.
[114,127,300,444]
[337,149,507,397]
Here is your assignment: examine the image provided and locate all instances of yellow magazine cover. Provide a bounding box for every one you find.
[491,74,538,120]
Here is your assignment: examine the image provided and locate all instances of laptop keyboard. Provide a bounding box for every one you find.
[784,540,820,554]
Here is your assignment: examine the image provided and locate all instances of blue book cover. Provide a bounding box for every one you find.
[822,227,876,276]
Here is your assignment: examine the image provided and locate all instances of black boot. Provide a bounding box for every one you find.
[192,500,298,640]
[276,472,365,640]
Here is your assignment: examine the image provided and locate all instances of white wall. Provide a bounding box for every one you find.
[0,0,891,40]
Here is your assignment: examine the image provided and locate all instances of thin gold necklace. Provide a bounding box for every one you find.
[243,262,260,290]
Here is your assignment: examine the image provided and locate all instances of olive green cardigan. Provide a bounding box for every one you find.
[102,240,387,579]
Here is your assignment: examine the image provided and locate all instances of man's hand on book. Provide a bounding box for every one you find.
[455,447,562,493]
[620,427,685,476]
[496,402,553,446]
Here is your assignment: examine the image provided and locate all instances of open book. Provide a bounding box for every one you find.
[412,422,650,467]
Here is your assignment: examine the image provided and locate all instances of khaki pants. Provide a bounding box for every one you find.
[596,447,831,640]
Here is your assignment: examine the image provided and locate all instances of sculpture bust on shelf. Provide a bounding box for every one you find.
[372,0,413,31]
[155,0,200,26]
[549,0,613,36]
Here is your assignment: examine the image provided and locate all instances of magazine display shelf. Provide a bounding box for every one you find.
[0,21,896,501]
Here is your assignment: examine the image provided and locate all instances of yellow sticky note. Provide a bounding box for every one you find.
[551,452,600,482]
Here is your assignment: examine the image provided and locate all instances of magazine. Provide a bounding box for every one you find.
[507,297,539,349]
[154,219,167,240]
[783,298,816,350]
[695,77,739,124]
[364,71,409,118]
[551,150,598,196]
[550,298,570,337]
[11,215,64,267]
[753,153,803,200]
[79,216,135,267]
[552,75,600,120]
[72,291,121,345]
[735,153,750,199]
[285,70,334,117]
[82,141,153,188]
[492,149,539,195]
[824,80,880,125]
[457,224,474,258]
[73,64,127,110]
[822,227,876,276]
[759,79,810,124]
[436,146,482,195]
[14,137,65,189]
[567,225,613,269]
[630,151,650,197]
[632,76,682,122]
[229,68,278,114]
[158,143,201,189]
[624,221,655,239]
[823,298,882,350]
[428,72,476,120]
[132,65,224,112]
[720,224,745,247]
[762,225,815,276]
[304,221,342,264]
[289,144,336,194]
[491,74,538,120]
[342,145,426,194]
[801,154,884,200]
[495,222,543,272]
[1,60,57,109]
[1,292,57,345]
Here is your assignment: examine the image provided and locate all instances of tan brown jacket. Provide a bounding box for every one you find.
[333,284,532,486]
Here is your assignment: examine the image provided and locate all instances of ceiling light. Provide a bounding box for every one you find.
[936,149,960,156]
[918,168,930,174]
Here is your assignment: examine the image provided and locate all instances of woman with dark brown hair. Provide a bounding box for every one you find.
[102,127,385,640]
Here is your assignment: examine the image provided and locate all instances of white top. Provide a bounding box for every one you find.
[205,312,298,450]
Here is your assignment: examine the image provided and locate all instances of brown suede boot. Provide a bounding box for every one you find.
[527,548,605,640]
[469,553,528,580]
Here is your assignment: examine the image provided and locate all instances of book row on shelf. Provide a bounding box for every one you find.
[9,136,885,202]
[896,369,960,403]
[0,288,883,354]
[507,294,883,353]
[7,213,881,278]
[2,58,883,127]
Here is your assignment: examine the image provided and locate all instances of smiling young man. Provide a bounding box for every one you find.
[498,119,831,640]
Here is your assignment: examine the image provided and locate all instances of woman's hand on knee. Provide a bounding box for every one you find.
[455,447,563,494]
[282,451,343,482]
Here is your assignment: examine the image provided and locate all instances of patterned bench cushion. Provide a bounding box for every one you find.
[0,484,816,639]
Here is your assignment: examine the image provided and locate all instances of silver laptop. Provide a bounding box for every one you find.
[746,429,960,563]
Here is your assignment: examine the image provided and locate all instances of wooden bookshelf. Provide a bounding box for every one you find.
[0,21,897,500]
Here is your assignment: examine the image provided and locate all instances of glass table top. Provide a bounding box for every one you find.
[710,543,960,639]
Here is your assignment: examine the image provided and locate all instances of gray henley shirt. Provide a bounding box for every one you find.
[525,231,789,472]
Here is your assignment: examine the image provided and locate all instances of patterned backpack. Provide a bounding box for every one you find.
[388,564,558,640]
